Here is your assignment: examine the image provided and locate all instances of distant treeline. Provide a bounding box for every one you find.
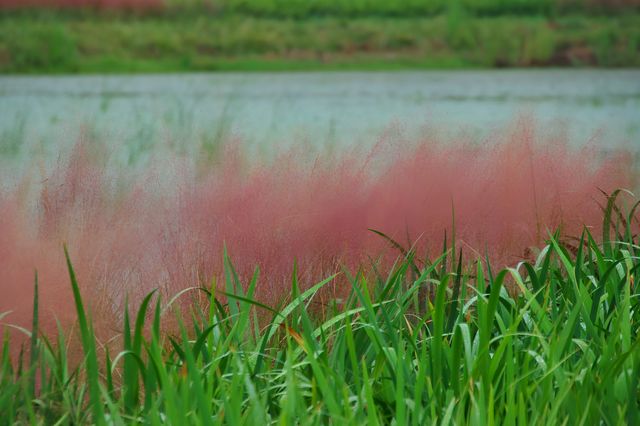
[0,0,638,16]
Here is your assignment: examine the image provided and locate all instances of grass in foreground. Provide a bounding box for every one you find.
[1,190,640,424]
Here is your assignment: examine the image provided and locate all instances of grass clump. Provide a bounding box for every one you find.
[1,191,640,424]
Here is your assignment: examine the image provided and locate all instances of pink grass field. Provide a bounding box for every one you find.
[0,119,636,343]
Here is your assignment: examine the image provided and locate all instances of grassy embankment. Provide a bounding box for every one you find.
[0,10,639,73]
[1,191,639,424]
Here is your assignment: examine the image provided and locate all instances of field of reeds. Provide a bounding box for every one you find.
[0,119,639,423]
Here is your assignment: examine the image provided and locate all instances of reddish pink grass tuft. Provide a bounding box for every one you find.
[0,0,163,11]
[0,120,636,342]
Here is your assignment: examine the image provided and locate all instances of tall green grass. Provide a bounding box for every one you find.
[1,191,639,424]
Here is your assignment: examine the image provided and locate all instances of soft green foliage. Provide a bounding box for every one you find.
[0,20,77,72]
[1,14,639,73]
[167,0,633,17]
[1,0,637,17]
[1,192,640,424]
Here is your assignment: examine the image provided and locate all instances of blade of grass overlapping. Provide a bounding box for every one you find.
[28,273,38,398]
[64,246,105,425]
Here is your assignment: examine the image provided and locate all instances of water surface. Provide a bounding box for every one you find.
[0,70,638,165]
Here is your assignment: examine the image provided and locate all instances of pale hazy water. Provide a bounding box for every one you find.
[0,69,638,168]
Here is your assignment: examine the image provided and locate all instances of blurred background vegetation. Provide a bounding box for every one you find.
[2,0,639,16]
[0,0,638,72]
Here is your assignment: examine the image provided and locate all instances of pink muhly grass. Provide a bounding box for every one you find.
[0,0,163,11]
[0,120,635,343]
